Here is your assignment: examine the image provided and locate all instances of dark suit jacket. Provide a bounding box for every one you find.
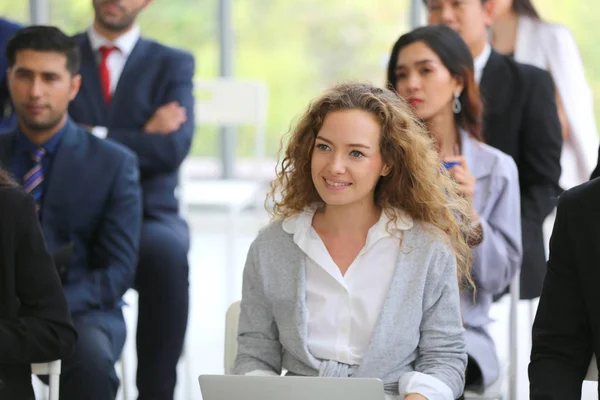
[68,33,195,219]
[0,18,22,133]
[0,185,77,400]
[0,119,142,316]
[589,155,600,180]
[529,179,600,399]
[480,50,562,299]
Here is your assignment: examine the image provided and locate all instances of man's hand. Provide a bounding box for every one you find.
[404,394,428,400]
[143,101,187,135]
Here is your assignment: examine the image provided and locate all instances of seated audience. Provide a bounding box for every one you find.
[529,178,600,399]
[0,168,76,399]
[388,25,522,392]
[1,26,141,400]
[492,0,598,189]
[233,82,477,400]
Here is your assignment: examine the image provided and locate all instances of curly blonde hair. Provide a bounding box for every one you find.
[268,82,478,287]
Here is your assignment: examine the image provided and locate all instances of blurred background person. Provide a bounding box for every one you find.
[2,26,141,400]
[0,17,22,133]
[423,0,562,301]
[0,168,76,399]
[491,0,599,189]
[389,25,522,393]
[68,2,195,396]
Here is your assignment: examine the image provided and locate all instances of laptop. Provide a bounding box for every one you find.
[198,374,386,400]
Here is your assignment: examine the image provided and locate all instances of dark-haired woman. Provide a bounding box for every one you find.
[389,25,522,392]
[0,168,76,399]
[492,0,598,189]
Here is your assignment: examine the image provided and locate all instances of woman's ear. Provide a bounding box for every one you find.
[453,75,465,95]
[381,164,392,177]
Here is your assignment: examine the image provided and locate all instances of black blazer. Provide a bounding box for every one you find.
[589,154,600,180]
[0,186,77,399]
[480,50,562,299]
[529,179,600,399]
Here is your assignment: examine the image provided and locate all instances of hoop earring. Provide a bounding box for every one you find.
[453,91,462,114]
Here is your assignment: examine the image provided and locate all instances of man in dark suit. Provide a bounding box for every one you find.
[2,26,141,399]
[67,0,195,397]
[0,17,22,133]
[424,0,563,300]
[529,179,600,399]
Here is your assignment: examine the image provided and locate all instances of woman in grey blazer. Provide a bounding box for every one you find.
[389,26,522,393]
[233,82,479,400]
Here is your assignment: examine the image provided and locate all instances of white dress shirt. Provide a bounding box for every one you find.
[282,207,406,367]
[473,43,492,85]
[87,25,140,139]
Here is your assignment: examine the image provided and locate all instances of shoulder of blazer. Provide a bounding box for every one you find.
[65,121,137,167]
[561,178,600,214]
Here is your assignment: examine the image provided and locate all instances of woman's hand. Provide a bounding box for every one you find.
[443,155,476,208]
[404,394,428,400]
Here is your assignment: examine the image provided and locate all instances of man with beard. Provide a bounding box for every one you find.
[68,1,195,398]
[1,26,141,399]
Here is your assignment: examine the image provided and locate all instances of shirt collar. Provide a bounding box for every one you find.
[282,205,414,238]
[15,118,68,155]
[87,24,140,56]
[473,43,492,85]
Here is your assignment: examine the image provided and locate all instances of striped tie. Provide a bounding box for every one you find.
[23,148,46,216]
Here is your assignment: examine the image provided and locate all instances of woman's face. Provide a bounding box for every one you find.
[311,109,389,209]
[394,41,462,122]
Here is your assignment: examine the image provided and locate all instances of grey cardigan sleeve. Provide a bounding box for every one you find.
[410,243,467,399]
[232,240,283,375]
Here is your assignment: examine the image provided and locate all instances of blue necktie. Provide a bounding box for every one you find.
[23,147,46,217]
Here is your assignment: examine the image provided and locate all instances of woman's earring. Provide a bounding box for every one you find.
[453,91,462,114]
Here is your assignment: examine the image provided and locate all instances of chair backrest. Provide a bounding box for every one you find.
[194,79,268,160]
[585,355,598,381]
[224,300,241,374]
[31,360,61,375]
[31,360,61,400]
[194,79,267,126]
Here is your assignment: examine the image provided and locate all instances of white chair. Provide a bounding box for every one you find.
[224,300,242,374]
[31,360,61,400]
[194,79,268,164]
[585,355,598,381]
[187,79,269,302]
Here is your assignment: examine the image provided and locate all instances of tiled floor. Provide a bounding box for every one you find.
[34,205,599,399]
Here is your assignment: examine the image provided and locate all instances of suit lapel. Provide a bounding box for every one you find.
[41,120,81,238]
[480,50,511,116]
[108,39,150,122]
[77,35,108,122]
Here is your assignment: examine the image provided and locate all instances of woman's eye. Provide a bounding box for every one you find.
[350,150,364,158]
[316,143,330,151]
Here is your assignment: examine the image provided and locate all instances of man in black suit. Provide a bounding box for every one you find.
[424,0,563,300]
[529,179,600,399]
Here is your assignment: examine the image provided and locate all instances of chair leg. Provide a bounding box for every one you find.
[508,276,520,400]
[120,356,129,400]
[48,373,60,400]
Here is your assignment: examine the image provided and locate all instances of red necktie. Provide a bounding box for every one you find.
[99,45,117,104]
